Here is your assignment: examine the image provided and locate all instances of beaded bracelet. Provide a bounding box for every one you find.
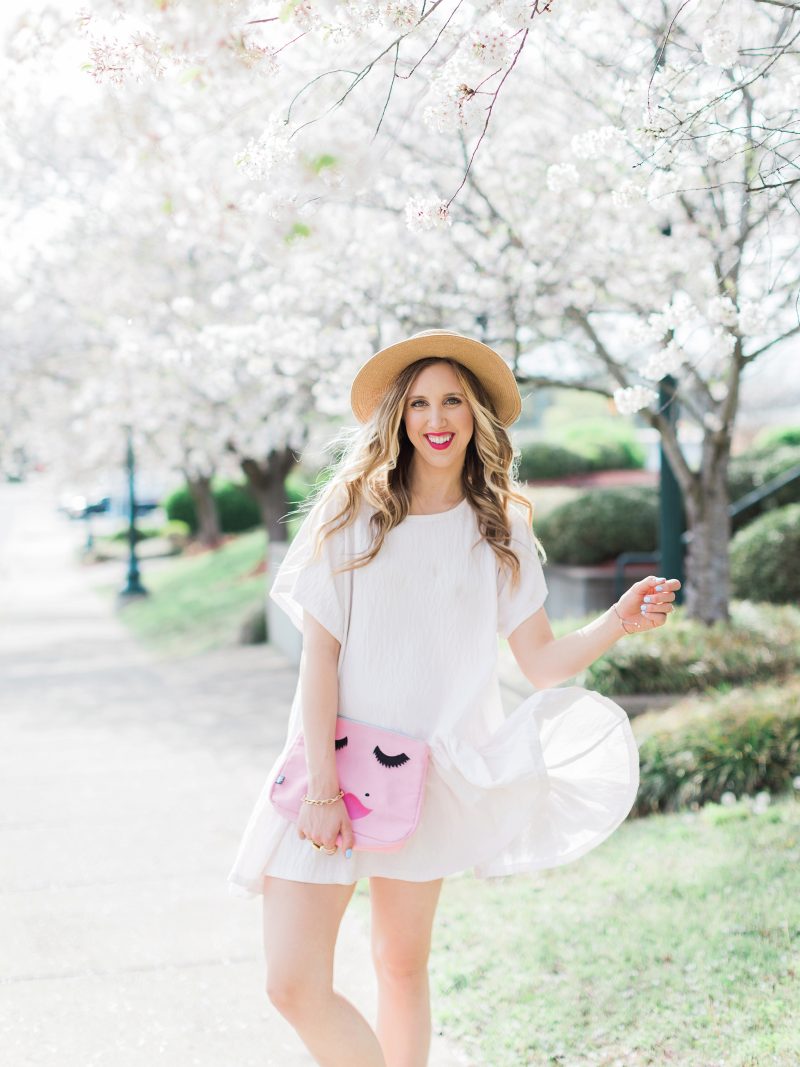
[302,789,344,806]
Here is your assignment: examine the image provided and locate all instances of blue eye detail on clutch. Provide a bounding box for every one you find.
[275,775,286,784]
[373,746,410,768]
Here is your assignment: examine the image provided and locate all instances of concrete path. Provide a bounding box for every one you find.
[0,477,472,1067]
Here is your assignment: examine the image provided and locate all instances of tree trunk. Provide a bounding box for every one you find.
[185,473,222,549]
[239,447,297,544]
[682,443,732,624]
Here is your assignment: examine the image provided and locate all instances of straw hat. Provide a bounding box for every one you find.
[350,328,522,428]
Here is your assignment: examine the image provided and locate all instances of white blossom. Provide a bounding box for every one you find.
[404,196,452,231]
[751,790,771,814]
[662,292,699,330]
[720,791,737,806]
[497,0,537,30]
[564,277,596,310]
[235,115,295,181]
[737,301,768,336]
[706,295,738,327]
[611,179,646,208]
[546,162,580,193]
[570,125,627,161]
[702,27,738,68]
[468,22,514,67]
[707,132,737,162]
[422,60,488,134]
[647,169,681,202]
[640,340,687,380]
[703,410,724,432]
[379,1,418,30]
[613,384,659,415]
[708,327,737,361]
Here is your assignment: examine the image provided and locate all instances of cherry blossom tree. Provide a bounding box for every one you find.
[6,0,799,627]
[355,0,800,624]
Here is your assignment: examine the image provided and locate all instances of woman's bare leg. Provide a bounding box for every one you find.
[262,874,386,1067]
[369,876,444,1067]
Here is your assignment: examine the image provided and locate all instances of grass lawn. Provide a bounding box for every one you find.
[351,792,799,1066]
[104,529,268,658]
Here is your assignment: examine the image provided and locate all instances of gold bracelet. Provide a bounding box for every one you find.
[612,603,642,635]
[302,789,344,806]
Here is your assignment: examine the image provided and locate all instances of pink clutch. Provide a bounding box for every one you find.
[269,714,431,852]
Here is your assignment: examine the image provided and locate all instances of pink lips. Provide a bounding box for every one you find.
[343,792,373,819]
[425,434,454,451]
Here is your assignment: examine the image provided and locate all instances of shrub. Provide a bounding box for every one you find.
[161,519,191,545]
[558,419,645,471]
[751,424,800,453]
[214,480,261,533]
[109,525,161,543]
[517,442,594,481]
[631,679,800,816]
[582,600,800,696]
[163,479,261,535]
[536,486,658,565]
[730,503,800,604]
[728,443,800,529]
[163,485,197,530]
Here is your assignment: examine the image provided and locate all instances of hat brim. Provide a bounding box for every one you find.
[350,332,522,427]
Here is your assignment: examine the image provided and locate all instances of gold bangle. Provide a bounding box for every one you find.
[302,789,344,806]
[612,603,641,635]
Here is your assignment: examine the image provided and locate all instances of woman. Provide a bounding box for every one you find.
[227,328,680,1067]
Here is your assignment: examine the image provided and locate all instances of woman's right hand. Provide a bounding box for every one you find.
[297,793,355,855]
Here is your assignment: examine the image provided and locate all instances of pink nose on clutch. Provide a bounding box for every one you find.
[343,793,373,819]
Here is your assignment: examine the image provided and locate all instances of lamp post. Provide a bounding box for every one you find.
[659,374,685,604]
[118,424,148,601]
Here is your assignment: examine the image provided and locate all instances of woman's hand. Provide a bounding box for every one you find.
[297,793,356,854]
[614,575,681,635]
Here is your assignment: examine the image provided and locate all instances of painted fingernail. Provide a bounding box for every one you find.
[640,605,648,613]
[655,584,664,591]
[345,848,352,859]
[643,595,652,602]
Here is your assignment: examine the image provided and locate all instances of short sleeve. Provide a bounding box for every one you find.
[268,486,351,644]
[496,504,548,639]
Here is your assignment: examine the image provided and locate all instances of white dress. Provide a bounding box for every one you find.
[226,487,639,896]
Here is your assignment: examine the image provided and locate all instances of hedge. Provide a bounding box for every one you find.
[535,486,658,565]
[728,443,800,529]
[730,502,800,604]
[632,678,800,816]
[579,600,800,696]
[517,442,595,481]
[163,479,261,535]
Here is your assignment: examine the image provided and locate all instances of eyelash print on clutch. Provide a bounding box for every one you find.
[373,746,410,768]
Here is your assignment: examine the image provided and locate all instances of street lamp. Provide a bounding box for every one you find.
[118,424,149,601]
[658,374,685,604]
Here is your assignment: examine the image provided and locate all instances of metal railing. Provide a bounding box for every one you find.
[612,462,800,601]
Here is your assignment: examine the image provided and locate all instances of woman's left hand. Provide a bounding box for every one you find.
[614,575,681,635]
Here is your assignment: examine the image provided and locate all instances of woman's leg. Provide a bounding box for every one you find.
[368,876,444,1067]
[262,874,386,1067]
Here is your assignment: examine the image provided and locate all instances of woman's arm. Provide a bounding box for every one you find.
[508,575,680,690]
[296,610,354,854]
[299,609,342,797]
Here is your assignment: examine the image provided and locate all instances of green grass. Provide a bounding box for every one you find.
[362,793,800,1066]
[107,529,267,657]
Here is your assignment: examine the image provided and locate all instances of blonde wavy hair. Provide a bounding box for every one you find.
[292,356,546,592]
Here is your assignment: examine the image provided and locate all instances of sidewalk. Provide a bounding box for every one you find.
[0,478,471,1067]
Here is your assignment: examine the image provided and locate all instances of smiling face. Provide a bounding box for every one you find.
[402,360,474,472]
